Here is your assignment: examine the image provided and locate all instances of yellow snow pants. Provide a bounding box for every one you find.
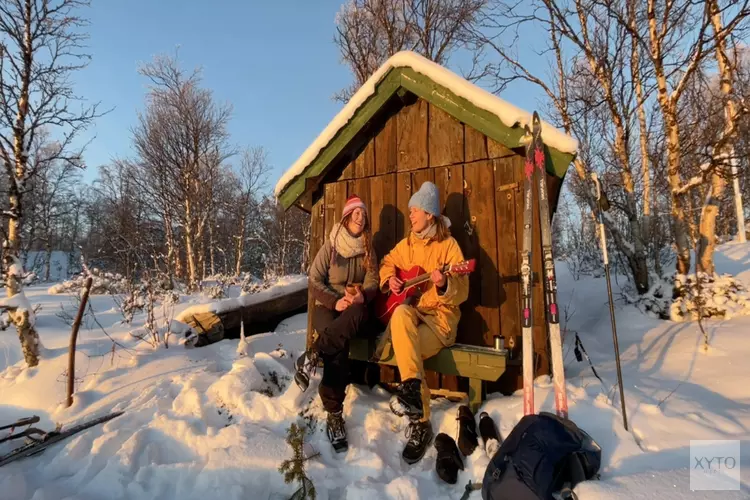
[389,304,447,422]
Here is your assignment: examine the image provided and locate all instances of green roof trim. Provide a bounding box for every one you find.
[278,68,575,210]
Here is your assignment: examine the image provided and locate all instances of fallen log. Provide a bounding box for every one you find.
[177,276,308,348]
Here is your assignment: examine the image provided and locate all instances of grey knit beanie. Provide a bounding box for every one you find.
[408,181,441,217]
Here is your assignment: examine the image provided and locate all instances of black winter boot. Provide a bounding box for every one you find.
[402,419,433,464]
[294,348,320,391]
[479,411,501,458]
[434,433,464,484]
[326,411,348,453]
[389,378,424,419]
[456,405,479,456]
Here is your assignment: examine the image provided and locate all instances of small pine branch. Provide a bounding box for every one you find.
[278,423,317,500]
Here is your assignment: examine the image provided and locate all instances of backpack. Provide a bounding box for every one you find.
[481,412,601,500]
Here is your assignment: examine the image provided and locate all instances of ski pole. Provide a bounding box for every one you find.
[590,173,628,431]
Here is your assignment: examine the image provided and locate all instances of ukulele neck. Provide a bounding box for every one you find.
[403,267,449,289]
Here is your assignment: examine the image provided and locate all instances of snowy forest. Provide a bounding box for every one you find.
[1,1,750,499]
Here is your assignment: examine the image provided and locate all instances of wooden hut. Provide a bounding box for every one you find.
[274,51,577,398]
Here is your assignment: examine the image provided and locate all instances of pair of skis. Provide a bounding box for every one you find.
[520,112,568,419]
[0,411,123,467]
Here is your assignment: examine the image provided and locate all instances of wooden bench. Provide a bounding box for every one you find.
[349,336,508,412]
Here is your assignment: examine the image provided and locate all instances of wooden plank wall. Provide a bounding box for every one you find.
[306,96,557,393]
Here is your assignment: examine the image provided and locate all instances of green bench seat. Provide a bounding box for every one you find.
[349,336,508,412]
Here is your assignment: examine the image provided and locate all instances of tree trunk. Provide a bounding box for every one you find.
[235,214,246,276]
[164,214,176,283]
[5,0,40,367]
[197,224,206,280]
[175,242,184,281]
[184,199,198,290]
[7,176,39,369]
[630,1,651,236]
[185,228,197,290]
[44,240,51,282]
[664,110,691,276]
[68,200,81,277]
[220,248,228,275]
[7,207,22,298]
[698,173,726,274]
[209,221,216,276]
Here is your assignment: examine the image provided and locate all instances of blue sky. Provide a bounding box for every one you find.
[72,1,546,191]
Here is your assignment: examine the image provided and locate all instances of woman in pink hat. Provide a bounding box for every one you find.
[294,194,378,454]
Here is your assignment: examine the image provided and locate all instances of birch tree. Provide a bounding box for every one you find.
[333,0,491,101]
[89,160,151,276]
[643,0,713,278]
[482,0,750,293]
[628,0,652,235]
[252,199,310,278]
[588,0,750,281]
[479,0,652,294]
[618,0,749,280]
[0,0,98,366]
[231,147,269,275]
[691,1,748,273]
[32,146,81,281]
[133,54,231,290]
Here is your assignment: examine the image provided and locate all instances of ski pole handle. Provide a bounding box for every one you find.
[591,172,601,201]
[590,172,610,212]
[590,173,610,266]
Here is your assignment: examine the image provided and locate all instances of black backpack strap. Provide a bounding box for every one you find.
[556,452,592,499]
[568,452,587,486]
[558,486,578,500]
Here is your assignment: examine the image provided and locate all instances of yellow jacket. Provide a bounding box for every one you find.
[379,232,469,346]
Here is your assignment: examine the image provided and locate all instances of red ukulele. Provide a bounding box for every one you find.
[374,259,476,325]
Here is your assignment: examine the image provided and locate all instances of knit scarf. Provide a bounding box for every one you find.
[413,216,451,240]
[329,223,365,259]
[414,222,438,240]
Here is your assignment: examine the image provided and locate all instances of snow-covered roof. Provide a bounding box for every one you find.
[274,50,579,199]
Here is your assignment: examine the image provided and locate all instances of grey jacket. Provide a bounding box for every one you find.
[309,238,379,309]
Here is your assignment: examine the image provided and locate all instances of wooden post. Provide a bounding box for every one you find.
[67,276,93,408]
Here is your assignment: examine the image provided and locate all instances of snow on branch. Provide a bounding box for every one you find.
[673,162,714,195]
[0,292,32,311]
[0,291,36,327]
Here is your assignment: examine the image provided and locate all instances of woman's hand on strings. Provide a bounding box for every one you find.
[430,269,446,288]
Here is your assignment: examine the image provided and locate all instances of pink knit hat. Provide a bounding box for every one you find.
[342,194,367,219]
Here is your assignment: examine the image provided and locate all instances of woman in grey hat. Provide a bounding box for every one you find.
[378,181,470,464]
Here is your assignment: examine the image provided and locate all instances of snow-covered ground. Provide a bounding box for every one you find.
[1,245,750,499]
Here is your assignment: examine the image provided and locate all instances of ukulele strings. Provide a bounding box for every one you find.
[401,265,453,290]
